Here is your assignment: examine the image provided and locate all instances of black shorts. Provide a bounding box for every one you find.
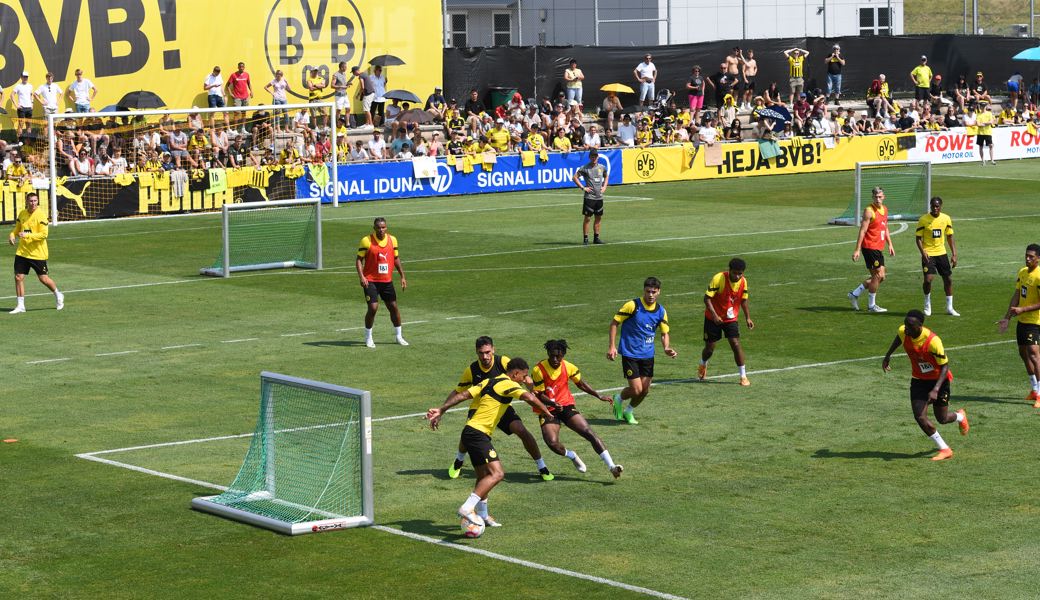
[976,134,993,147]
[363,281,396,304]
[910,377,950,406]
[460,425,499,466]
[539,404,580,427]
[741,77,756,92]
[16,107,33,119]
[582,197,604,217]
[621,355,654,379]
[372,101,385,118]
[862,248,885,270]
[923,254,952,278]
[1017,322,1040,347]
[915,87,930,101]
[14,254,48,276]
[704,317,740,342]
[467,405,520,436]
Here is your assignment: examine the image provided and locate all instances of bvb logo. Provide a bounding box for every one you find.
[876,138,897,161]
[264,0,368,101]
[634,151,656,179]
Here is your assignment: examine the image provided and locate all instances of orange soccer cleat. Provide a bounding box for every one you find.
[931,448,954,461]
[697,364,707,381]
[956,409,969,435]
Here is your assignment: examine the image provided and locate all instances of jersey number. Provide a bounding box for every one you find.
[378,263,390,274]
[917,361,935,374]
[932,229,942,238]
[726,307,736,320]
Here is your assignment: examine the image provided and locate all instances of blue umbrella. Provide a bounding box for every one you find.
[1012,46,1040,61]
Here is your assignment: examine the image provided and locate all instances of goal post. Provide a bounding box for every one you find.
[199,198,323,277]
[829,160,931,226]
[191,372,374,535]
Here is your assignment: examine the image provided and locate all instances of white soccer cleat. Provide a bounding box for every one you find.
[570,453,587,473]
[847,291,860,311]
[365,338,376,349]
[947,307,961,317]
[55,292,64,311]
[9,306,25,314]
[484,515,503,527]
[923,304,931,317]
[867,304,888,313]
[396,336,409,346]
[458,509,484,527]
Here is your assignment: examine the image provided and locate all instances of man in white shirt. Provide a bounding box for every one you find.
[617,114,637,146]
[633,53,657,107]
[12,71,35,137]
[582,124,602,149]
[203,65,225,128]
[67,69,96,113]
[33,72,61,116]
[367,130,388,159]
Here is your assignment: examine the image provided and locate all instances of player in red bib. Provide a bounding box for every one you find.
[882,310,969,461]
[698,258,754,385]
[356,217,408,348]
[532,339,623,479]
[849,186,895,313]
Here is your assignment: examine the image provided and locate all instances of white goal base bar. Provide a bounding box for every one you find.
[199,261,318,276]
[191,494,371,535]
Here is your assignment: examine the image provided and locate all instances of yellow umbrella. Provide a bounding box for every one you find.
[600,83,635,94]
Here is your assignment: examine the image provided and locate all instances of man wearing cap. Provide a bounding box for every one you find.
[488,118,511,152]
[633,54,657,107]
[12,72,35,137]
[425,86,446,121]
[910,55,933,107]
[928,74,949,112]
[573,147,608,245]
[825,45,845,105]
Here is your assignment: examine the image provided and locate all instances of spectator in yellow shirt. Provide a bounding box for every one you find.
[488,118,512,152]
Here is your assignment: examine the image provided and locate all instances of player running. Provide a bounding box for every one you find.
[882,310,969,461]
[698,258,755,385]
[427,358,555,531]
[444,336,555,485]
[997,244,1040,407]
[915,196,959,317]
[849,186,895,313]
[531,339,623,479]
[607,277,677,424]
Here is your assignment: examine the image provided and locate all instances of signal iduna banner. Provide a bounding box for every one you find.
[0,0,442,124]
[622,135,911,184]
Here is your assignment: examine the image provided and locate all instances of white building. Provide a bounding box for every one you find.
[443,0,904,47]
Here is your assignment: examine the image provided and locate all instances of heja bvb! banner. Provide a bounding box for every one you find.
[0,0,442,124]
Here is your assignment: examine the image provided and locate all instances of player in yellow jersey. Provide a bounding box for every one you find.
[882,310,969,461]
[8,193,63,313]
[427,358,554,531]
[998,244,1040,406]
[915,197,959,317]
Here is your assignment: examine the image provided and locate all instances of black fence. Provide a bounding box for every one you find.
[444,35,1040,109]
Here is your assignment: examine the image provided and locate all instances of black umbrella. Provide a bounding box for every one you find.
[117,90,166,109]
[369,54,405,67]
[384,89,421,103]
[396,109,435,125]
[99,104,121,113]
[0,107,7,115]
[755,106,792,132]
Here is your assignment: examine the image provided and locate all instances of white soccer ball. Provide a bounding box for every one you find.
[461,516,485,538]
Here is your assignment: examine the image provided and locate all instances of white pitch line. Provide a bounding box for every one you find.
[402,320,431,325]
[161,343,203,350]
[445,315,480,320]
[815,277,846,282]
[221,338,259,344]
[498,308,535,315]
[95,350,139,357]
[280,332,317,337]
[767,282,798,287]
[74,453,228,491]
[553,303,589,309]
[26,357,71,365]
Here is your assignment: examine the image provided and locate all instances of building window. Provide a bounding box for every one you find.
[492,12,511,46]
[449,13,467,47]
[859,7,892,36]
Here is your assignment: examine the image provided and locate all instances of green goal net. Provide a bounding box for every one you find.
[201,199,322,277]
[829,161,931,226]
[191,372,373,535]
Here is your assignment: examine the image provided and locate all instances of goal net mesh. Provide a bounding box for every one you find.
[199,374,370,530]
[204,201,320,276]
[830,161,930,225]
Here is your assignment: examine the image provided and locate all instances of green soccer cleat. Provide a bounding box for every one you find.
[539,467,555,481]
[612,393,623,420]
[448,459,464,479]
[623,411,638,425]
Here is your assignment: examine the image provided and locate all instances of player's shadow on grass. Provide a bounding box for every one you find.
[396,468,455,481]
[384,518,466,540]
[812,448,934,460]
[797,306,903,316]
[584,417,628,427]
[531,241,581,246]
[303,340,370,348]
[959,394,1024,405]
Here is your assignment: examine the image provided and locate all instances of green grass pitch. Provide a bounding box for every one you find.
[4,161,1040,599]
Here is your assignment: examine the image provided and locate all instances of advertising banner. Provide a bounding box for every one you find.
[908,126,1040,163]
[622,135,911,184]
[0,1,442,127]
[297,150,624,203]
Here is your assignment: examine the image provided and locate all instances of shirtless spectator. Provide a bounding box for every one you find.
[740,49,758,111]
[724,46,741,102]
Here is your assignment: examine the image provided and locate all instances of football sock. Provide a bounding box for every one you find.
[15,296,24,308]
[1031,374,1038,392]
[461,493,481,514]
[623,406,634,415]
[929,431,949,450]
[476,500,488,519]
[955,411,965,423]
[851,284,865,298]
[565,449,577,460]
[945,295,954,309]
[923,293,931,304]
[699,358,707,366]
[393,325,403,337]
[599,450,617,469]
[455,451,466,462]
[535,457,547,470]
[364,327,373,340]
[868,292,877,306]
[738,365,747,377]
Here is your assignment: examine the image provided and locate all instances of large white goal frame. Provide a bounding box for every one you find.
[840,160,932,226]
[199,198,323,278]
